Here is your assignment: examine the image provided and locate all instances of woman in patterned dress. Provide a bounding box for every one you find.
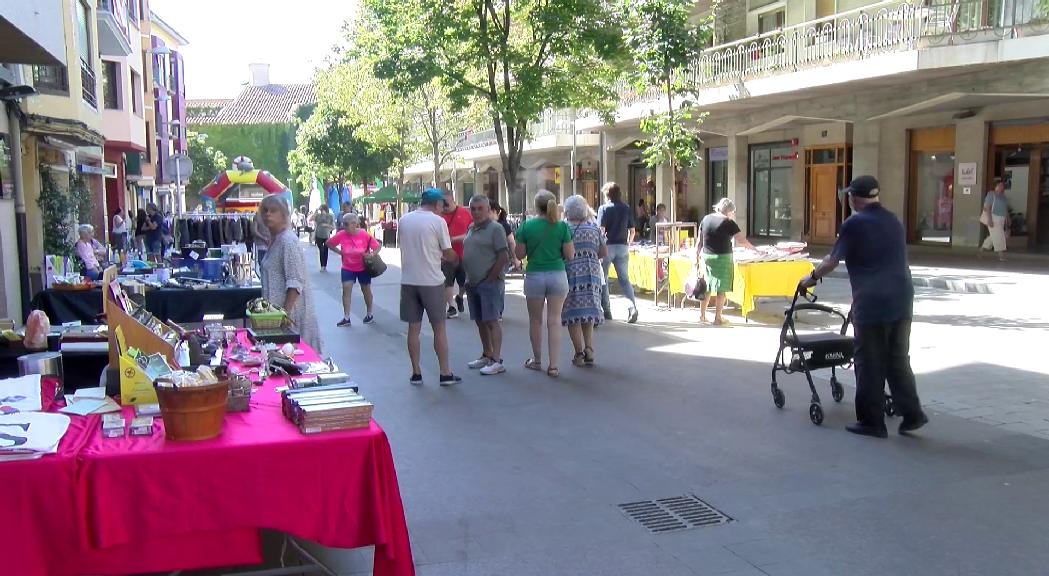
[257,195,322,353]
[561,195,606,367]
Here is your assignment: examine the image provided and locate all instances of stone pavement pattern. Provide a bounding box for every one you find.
[262,242,1049,575]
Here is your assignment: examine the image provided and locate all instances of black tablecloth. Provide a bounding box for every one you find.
[31,286,262,325]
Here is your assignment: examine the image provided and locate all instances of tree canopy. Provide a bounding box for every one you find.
[289,106,395,190]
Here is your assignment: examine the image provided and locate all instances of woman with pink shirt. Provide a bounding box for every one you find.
[75,224,108,280]
[327,212,380,326]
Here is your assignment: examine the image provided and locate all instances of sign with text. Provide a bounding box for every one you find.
[958,162,978,186]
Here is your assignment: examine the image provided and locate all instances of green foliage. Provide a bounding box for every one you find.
[37,165,74,257]
[291,106,395,189]
[68,168,93,226]
[187,123,297,191]
[361,0,626,194]
[186,131,228,209]
[619,0,711,176]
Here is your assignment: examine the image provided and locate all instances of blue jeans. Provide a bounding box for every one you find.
[601,244,636,314]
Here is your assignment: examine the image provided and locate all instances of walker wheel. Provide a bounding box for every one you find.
[884,396,896,417]
[830,378,844,403]
[809,403,824,426]
[772,386,785,409]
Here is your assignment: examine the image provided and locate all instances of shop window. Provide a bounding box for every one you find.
[750,142,794,237]
[708,147,728,210]
[912,153,955,244]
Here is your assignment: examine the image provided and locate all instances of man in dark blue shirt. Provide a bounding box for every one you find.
[598,182,639,323]
[801,175,928,438]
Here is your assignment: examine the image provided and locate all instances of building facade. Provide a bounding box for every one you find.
[149,10,188,212]
[420,0,1049,254]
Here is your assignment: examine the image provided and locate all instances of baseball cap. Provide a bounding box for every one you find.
[421,188,445,206]
[844,175,880,198]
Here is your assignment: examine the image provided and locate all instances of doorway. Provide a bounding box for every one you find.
[907,127,956,245]
[628,162,655,218]
[989,122,1049,252]
[804,145,851,243]
[750,142,794,237]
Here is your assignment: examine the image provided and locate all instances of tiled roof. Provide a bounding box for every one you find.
[187,84,316,126]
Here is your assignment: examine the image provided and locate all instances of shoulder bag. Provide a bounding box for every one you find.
[362,234,387,278]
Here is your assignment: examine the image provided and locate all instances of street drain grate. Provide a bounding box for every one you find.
[618,495,731,533]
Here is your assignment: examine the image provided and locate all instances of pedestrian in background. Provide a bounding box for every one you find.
[311,204,335,270]
[802,175,927,438]
[981,177,1010,260]
[441,189,472,318]
[562,195,605,367]
[327,213,380,327]
[695,198,756,325]
[134,208,147,254]
[398,188,461,386]
[491,201,520,271]
[143,203,163,259]
[598,182,639,323]
[110,209,127,251]
[636,198,650,240]
[516,190,574,378]
[462,195,508,375]
[257,195,322,353]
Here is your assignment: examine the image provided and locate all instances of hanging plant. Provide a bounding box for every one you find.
[37,164,74,257]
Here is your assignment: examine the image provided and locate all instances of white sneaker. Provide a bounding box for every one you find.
[480,361,505,375]
[467,356,491,369]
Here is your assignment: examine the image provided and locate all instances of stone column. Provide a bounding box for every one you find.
[727,134,750,231]
[852,121,881,183]
[952,119,988,248]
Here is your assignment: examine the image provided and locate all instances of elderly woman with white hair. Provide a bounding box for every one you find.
[561,195,606,367]
[75,224,108,280]
[257,195,322,352]
[695,198,756,325]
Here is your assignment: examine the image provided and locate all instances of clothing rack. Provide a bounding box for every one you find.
[174,213,255,250]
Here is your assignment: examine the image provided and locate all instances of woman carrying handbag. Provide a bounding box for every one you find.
[327,213,381,326]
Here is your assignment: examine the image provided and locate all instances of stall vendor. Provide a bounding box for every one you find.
[75,224,108,281]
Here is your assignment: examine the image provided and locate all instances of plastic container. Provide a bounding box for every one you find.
[154,381,230,441]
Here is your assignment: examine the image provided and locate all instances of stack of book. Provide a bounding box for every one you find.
[280,383,372,435]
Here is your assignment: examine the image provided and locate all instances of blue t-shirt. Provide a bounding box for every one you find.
[599,201,635,245]
[829,204,913,325]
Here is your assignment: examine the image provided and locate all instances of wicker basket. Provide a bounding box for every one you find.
[247,310,287,330]
[154,381,230,441]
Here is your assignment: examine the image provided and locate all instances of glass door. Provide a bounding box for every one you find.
[750,143,794,237]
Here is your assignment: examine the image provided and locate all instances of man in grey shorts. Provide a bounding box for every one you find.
[462,195,509,376]
[398,188,462,386]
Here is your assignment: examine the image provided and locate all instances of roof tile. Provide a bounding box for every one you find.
[186,84,315,125]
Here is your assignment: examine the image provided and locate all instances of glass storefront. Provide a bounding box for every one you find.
[913,153,955,244]
[750,143,794,237]
[708,147,728,211]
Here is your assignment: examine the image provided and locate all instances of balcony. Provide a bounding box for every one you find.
[458,110,578,151]
[82,61,98,108]
[97,0,133,56]
[0,0,66,66]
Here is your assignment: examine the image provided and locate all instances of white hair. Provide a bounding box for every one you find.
[77,224,94,237]
[714,198,735,215]
[563,195,591,222]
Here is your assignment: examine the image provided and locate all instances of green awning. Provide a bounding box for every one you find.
[357,185,419,204]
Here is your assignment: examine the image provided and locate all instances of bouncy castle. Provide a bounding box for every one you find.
[199,156,291,212]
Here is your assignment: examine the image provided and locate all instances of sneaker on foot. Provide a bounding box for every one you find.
[480,361,505,375]
[337,318,352,327]
[362,314,375,324]
[439,373,462,386]
[467,356,491,369]
[627,307,639,324]
[409,373,423,385]
[899,413,929,435]
[447,306,459,319]
[455,294,465,313]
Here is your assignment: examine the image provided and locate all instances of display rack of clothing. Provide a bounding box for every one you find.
[174,213,255,249]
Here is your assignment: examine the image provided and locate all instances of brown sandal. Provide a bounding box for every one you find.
[572,353,586,367]
[525,359,543,371]
[547,367,560,378]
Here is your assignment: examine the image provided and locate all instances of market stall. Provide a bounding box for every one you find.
[31,285,263,325]
[1,280,415,576]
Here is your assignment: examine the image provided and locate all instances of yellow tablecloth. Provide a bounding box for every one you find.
[608,251,814,318]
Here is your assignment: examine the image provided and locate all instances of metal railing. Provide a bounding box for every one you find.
[458,109,578,151]
[33,65,69,94]
[81,61,98,108]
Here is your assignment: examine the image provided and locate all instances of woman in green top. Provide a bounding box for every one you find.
[515,190,575,377]
[311,204,336,270]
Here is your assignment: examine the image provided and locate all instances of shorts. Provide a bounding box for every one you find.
[467,280,505,323]
[442,260,466,288]
[523,270,569,299]
[400,284,447,324]
[341,268,372,285]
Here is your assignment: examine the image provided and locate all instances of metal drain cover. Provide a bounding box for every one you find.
[618,495,731,533]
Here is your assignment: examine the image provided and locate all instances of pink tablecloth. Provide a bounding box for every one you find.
[5,336,415,576]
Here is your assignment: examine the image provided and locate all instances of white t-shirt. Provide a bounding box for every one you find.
[398,209,451,286]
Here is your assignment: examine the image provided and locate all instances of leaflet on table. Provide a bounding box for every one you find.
[0,412,70,454]
[0,374,43,413]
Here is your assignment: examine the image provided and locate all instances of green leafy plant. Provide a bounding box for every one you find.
[68,167,93,226]
[289,106,395,192]
[186,131,228,209]
[37,165,74,257]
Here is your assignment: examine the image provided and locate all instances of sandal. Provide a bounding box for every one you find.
[524,359,543,371]
[572,352,586,367]
[547,367,560,378]
[583,347,595,366]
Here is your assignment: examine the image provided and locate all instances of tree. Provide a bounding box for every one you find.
[186,131,228,209]
[619,0,711,222]
[290,106,395,192]
[362,0,625,206]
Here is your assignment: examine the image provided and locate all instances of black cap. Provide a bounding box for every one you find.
[845,175,880,198]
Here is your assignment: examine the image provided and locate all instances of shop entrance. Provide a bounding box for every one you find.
[804,145,851,244]
[750,142,794,237]
[989,123,1049,252]
[628,161,656,220]
[907,126,956,245]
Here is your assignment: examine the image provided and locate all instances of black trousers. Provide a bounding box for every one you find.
[316,237,329,268]
[853,319,924,429]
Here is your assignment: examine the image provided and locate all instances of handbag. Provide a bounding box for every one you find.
[363,251,387,278]
[979,209,991,227]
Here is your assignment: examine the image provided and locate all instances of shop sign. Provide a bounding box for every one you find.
[102,163,118,179]
[958,162,978,187]
[77,163,105,175]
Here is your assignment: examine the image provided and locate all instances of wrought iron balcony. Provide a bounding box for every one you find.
[457,109,578,151]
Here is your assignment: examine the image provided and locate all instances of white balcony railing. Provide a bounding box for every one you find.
[458,109,578,151]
